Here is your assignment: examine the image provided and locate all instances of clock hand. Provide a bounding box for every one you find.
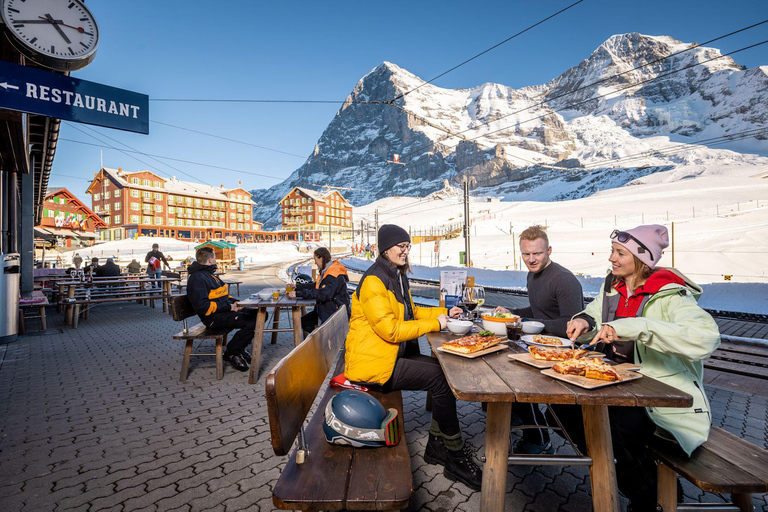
[42,14,71,44]
[38,15,93,36]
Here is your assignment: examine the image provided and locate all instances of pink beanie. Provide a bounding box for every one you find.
[612,224,668,269]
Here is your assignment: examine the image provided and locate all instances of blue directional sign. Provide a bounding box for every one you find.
[0,60,148,134]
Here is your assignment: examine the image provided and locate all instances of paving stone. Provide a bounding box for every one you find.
[2,299,767,512]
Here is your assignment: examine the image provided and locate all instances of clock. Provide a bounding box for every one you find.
[1,0,99,72]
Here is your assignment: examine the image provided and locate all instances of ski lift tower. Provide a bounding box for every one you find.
[387,154,406,166]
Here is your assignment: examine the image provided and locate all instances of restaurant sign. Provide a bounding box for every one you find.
[0,60,148,134]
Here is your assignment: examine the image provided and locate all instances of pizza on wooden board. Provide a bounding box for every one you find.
[442,333,502,354]
[552,359,621,381]
[529,346,589,361]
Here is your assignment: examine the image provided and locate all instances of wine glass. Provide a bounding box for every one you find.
[462,287,479,319]
[474,287,486,310]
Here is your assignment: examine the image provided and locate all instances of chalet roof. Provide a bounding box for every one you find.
[195,240,237,249]
[91,168,255,205]
[280,186,352,205]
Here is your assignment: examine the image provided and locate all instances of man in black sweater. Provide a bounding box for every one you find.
[187,247,253,372]
[496,225,584,454]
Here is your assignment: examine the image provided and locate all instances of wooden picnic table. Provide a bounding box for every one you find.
[238,294,315,385]
[427,331,693,512]
[57,275,180,323]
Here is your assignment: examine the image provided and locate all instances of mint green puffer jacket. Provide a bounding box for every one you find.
[574,268,721,455]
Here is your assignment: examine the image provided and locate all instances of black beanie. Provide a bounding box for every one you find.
[377,224,410,253]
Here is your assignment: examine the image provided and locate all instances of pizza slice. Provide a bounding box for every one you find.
[529,346,588,361]
[552,359,591,375]
[533,334,565,346]
[442,334,502,354]
[583,361,621,381]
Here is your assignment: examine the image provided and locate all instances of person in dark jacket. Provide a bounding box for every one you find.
[95,258,121,277]
[83,257,99,275]
[287,247,350,335]
[186,246,253,372]
[145,243,170,289]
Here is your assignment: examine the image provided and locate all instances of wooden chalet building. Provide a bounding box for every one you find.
[35,188,106,247]
[279,187,353,241]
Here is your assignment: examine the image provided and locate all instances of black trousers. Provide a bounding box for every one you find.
[205,310,256,354]
[301,310,319,334]
[379,340,461,437]
[549,404,657,509]
[513,402,550,445]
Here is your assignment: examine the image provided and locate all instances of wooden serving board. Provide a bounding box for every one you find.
[509,351,605,369]
[437,344,507,359]
[541,363,643,389]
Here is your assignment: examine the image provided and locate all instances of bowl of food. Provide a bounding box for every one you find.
[256,289,274,301]
[481,312,520,336]
[521,321,545,334]
[446,319,473,335]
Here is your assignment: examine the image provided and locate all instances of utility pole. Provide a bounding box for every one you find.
[374,209,379,247]
[463,178,471,267]
[328,220,332,252]
[671,221,675,267]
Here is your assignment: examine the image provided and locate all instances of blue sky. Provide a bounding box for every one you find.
[49,0,768,203]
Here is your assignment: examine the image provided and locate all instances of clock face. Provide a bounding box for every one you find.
[1,0,99,71]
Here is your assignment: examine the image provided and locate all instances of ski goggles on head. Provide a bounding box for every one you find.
[610,230,654,261]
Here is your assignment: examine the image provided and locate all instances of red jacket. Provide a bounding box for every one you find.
[613,269,685,318]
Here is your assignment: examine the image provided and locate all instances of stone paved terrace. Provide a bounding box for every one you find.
[1,290,767,511]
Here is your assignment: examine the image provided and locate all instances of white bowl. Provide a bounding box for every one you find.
[447,319,473,335]
[481,316,517,336]
[256,289,273,300]
[521,321,545,334]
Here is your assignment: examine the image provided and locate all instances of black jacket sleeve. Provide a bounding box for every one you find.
[297,274,347,305]
[187,274,231,318]
[538,273,585,337]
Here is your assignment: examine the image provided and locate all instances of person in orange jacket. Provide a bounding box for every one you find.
[288,247,350,334]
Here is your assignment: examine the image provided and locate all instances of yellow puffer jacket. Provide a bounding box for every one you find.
[345,256,446,384]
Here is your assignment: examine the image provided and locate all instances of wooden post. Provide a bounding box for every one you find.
[480,402,512,512]
[582,405,620,512]
[248,308,268,384]
[671,222,675,268]
[65,284,75,325]
[657,462,678,512]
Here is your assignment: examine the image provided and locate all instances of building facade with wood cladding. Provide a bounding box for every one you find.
[85,167,279,243]
[279,187,353,241]
[35,187,106,247]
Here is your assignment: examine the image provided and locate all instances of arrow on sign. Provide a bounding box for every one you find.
[0,82,20,91]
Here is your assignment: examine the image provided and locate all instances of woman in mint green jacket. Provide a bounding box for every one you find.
[561,225,720,512]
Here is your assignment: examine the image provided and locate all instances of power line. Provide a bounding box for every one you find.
[150,119,308,158]
[393,0,584,100]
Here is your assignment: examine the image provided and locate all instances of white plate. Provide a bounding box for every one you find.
[520,334,573,348]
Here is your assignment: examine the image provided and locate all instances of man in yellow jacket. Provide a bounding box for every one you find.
[345,224,482,491]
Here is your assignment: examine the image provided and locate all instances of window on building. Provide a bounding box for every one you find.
[308,215,313,222]
[114,215,122,224]
[104,217,110,226]
[143,191,150,199]
[319,215,324,223]
[131,202,139,210]
[94,193,101,201]
[203,200,209,207]
[131,215,139,223]
[155,193,162,200]
[155,205,163,212]
[185,197,192,206]
[155,217,162,225]
[154,181,161,188]
[229,212,235,220]
[168,194,174,202]
[114,202,121,211]
[143,179,150,186]
[143,216,152,224]
[104,204,110,212]
[132,178,139,184]
[194,198,201,206]
[168,218,175,226]
[318,205,324,213]
[114,189,121,197]
[168,206,175,214]
[103,191,110,200]
[131,190,139,198]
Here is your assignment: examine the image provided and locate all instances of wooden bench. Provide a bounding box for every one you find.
[19,292,48,334]
[64,291,173,328]
[265,308,413,510]
[652,426,768,512]
[170,295,233,382]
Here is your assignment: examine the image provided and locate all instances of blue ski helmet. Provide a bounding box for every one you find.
[323,390,401,448]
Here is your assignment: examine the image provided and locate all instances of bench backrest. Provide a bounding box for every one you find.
[265,307,349,456]
[170,295,197,322]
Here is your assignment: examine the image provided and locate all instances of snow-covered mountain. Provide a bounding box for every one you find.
[252,33,768,228]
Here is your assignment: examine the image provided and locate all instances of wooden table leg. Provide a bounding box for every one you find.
[162,281,170,313]
[271,307,280,345]
[582,404,620,512]
[248,308,268,384]
[73,304,80,329]
[65,285,75,325]
[657,461,678,512]
[18,310,26,335]
[292,306,303,347]
[733,493,754,512]
[57,283,65,313]
[40,306,47,331]
[481,402,512,512]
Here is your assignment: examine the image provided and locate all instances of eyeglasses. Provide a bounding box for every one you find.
[610,230,654,261]
[395,243,411,252]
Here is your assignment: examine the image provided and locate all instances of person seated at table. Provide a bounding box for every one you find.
[344,224,482,491]
[493,225,584,454]
[187,246,254,372]
[555,224,720,512]
[126,259,142,274]
[287,247,350,335]
[83,257,99,276]
[95,258,121,278]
